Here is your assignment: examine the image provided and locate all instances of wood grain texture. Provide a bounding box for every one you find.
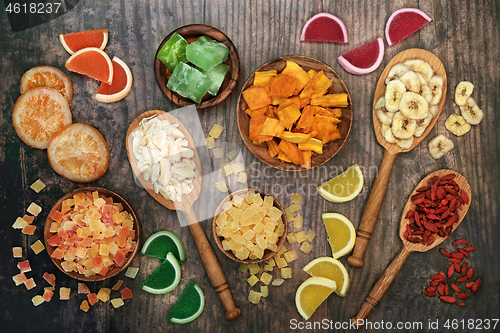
[1,1,499,332]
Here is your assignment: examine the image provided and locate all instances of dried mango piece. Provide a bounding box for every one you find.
[281,60,311,95]
[264,105,277,117]
[267,139,280,158]
[277,151,292,163]
[242,85,272,110]
[245,106,268,118]
[279,131,311,144]
[311,93,349,108]
[209,123,224,139]
[301,150,312,169]
[276,96,301,112]
[311,115,341,144]
[253,70,277,86]
[295,105,316,131]
[298,138,323,154]
[249,115,273,143]
[269,73,298,98]
[259,117,281,137]
[276,104,301,130]
[278,140,304,165]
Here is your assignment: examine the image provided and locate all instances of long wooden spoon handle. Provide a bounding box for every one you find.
[348,149,397,268]
[185,208,241,321]
[352,247,412,327]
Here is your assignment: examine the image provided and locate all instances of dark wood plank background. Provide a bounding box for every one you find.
[1,0,499,332]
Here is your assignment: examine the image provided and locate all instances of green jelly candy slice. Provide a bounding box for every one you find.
[157,32,188,71]
[185,36,229,72]
[167,62,212,103]
[141,230,187,263]
[166,279,205,324]
[140,253,181,294]
[204,63,229,96]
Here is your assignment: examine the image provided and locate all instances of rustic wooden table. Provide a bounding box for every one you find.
[1,1,499,332]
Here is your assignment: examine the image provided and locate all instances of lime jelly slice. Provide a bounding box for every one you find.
[167,62,212,103]
[157,32,188,71]
[186,36,229,72]
[166,279,205,324]
[204,63,229,96]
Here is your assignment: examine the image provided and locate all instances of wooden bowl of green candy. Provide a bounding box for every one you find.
[154,24,240,109]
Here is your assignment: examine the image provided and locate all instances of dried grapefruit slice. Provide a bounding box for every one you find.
[337,38,384,75]
[12,87,72,149]
[385,8,432,46]
[300,13,348,43]
[20,66,73,104]
[47,123,109,182]
[59,29,108,55]
[65,47,113,84]
[95,57,133,103]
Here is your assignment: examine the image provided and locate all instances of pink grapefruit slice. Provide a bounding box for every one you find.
[300,13,348,43]
[385,8,432,46]
[95,56,133,103]
[337,38,384,75]
[59,29,108,55]
[65,47,113,84]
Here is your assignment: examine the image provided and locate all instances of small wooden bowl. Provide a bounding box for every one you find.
[154,24,240,109]
[236,55,353,171]
[212,189,287,264]
[44,187,140,281]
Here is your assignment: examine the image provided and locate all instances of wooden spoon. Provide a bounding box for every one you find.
[126,110,241,321]
[352,169,471,326]
[348,49,447,268]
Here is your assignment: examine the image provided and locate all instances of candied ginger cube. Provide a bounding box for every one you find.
[209,123,224,138]
[213,148,224,159]
[30,179,46,193]
[286,232,297,244]
[260,285,269,297]
[226,149,238,160]
[30,240,45,254]
[300,242,313,254]
[205,136,215,149]
[215,181,228,193]
[248,263,260,275]
[235,247,250,260]
[295,231,307,243]
[275,257,287,268]
[281,267,292,279]
[263,196,274,208]
[272,278,284,286]
[283,250,298,263]
[220,163,233,176]
[306,230,316,242]
[27,202,42,216]
[277,244,287,256]
[291,193,303,205]
[248,290,261,304]
[293,215,304,229]
[237,172,248,184]
[264,264,274,271]
[238,263,249,273]
[247,275,259,286]
[230,162,245,174]
[266,207,283,220]
[260,272,273,285]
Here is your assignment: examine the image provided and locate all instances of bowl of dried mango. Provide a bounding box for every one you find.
[44,187,140,281]
[213,189,287,264]
[237,56,353,171]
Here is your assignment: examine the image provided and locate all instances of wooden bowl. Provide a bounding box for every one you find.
[212,189,287,264]
[44,187,140,281]
[236,55,353,171]
[154,24,240,109]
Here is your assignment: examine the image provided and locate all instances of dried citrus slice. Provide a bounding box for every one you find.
[95,56,133,103]
[65,47,113,84]
[47,123,109,182]
[303,257,350,296]
[12,87,72,149]
[321,213,355,259]
[385,8,432,46]
[318,164,364,202]
[141,253,181,294]
[141,230,186,263]
[300,13,348,43]
[20,66,73,104]
[166,279,205,324]
[295,277,336,320]
[59,29,108,55]
[337,38,385,75]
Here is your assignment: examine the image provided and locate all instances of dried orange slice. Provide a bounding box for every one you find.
[47,123,109,182]
[20,66,73,104]
[12,87,72,149]
[65,47,113,84]
[95,57,133,103]
[59,29,108,55]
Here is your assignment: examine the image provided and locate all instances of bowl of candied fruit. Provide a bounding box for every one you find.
[154,24,240,109]
[44,187,140,281]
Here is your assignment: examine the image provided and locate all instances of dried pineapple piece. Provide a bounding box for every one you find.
[299,242,313,254]
[213,148,224,159]
[283,249,298,263]
[281,267,292,279]
[209,124,224,139]
[237,172,248,183]
[260,285,269,297]
[286,232,297,244]
[295,231,307,243]
[226,149,238,160]
[291,193,303,205]
[293,215,304,229]
[306,230,316,242]
[205,136,215,149]
[248,290,262,304]
[260,272,273,285]
[215,181,228,193]
[247,275,259,286]
[272,278,285,287]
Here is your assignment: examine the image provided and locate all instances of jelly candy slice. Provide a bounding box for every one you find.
[186,36,228,72]
[204,63,229,96]
[157,32,188,71]
[167,62,211,103]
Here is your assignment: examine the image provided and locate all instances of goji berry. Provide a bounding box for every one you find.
[452,239,469,246]
[440,296,457,303]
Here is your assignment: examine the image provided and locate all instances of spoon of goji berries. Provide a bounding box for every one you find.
[352,169,471,327]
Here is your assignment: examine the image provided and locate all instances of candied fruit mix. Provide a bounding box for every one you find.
[12,273,27,286]
[97,287,111,302]
[60,287,71,300]
[87,293,99,306]
[209,123,224,139]
[25,278,36,290]
[111,298,125,308]
[167,62,212,103]
[22,224,36,235]
[27,202,42,216]
[47,191,136,278]
[43,289,54,302]
[281,267,292,279]
[32,295,45,306]
[12,247,22,258]
[12,217,28,229]
[112,280,124,290]
[120,287,133,300]
[23,215,34,224]
[78,283,91,294]
[30,179,46,193]
[260,285,269,298]
[30,240,45,254]
[80,300,90,312]
[248,290,262,304]
[247,275,259,286]
[43,272,56,287]
[125,267,139,279]
[18,260,31,273]
[272,278,285,287]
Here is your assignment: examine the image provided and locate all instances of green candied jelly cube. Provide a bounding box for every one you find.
[185,36,229,72]
[157,32,188,71]
[167,62,211,103]
[204,63,229,96]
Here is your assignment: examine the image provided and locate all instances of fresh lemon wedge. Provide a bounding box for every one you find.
[318,164,364,202]
[295,277,336,320]
[321,213,356,259]
[303,257,350,297]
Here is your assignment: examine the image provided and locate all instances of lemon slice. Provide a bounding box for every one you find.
[167,279,205,324]
[303,257,350,297]
[317,164,364,202]
[141,252,181,294]
[321,213,355,259]
[295,277,336,320]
